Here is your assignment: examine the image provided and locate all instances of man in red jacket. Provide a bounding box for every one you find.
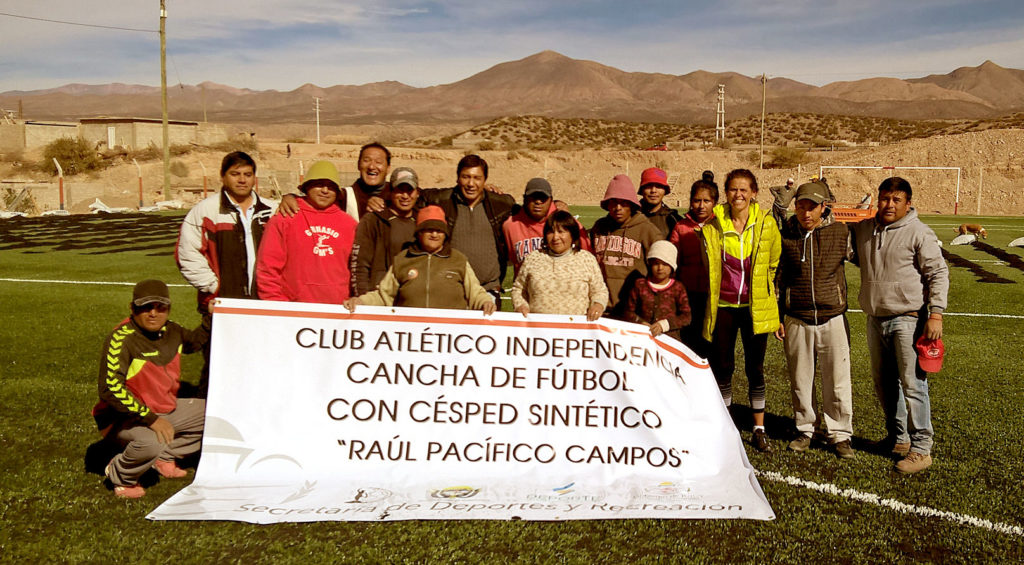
[94,280,209,498]
[503,178,590,275]
[257,161,358,304]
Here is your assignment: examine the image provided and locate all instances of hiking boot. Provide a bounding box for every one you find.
[153,459,187,479]
[895,452,932,474]
[788,436,811,452]
[106,462,146,498]
[753,429,772,452]
[834,440,856,459]
[872,436,910,457]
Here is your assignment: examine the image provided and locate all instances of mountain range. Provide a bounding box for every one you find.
[3,50,1023,125]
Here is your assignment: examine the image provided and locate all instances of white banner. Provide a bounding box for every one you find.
[149,299,774,522]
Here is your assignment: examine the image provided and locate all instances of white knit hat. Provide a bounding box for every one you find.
[647,240,677,269]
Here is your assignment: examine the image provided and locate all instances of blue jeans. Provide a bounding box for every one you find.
[866,314,933,454]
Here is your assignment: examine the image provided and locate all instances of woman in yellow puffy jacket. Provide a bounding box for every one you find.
[700,169,781,452]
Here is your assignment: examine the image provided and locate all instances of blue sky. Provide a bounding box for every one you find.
[1,0,1023,93]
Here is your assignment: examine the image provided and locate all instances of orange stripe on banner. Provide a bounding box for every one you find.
[213,306,707,368]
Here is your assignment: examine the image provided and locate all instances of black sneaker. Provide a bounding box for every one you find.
[753,429,772,452]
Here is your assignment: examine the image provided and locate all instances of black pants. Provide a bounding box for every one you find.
[710,306,768,413]
[679,291,711,360]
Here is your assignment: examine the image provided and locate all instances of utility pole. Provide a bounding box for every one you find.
[314,97,321,144]
[715,84,725,142]
[759,74,767,169]
[160,0,169,196]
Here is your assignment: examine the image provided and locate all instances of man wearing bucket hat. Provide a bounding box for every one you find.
[775,180,856,459]
[638,167,682,238]
[351,167,422,295]
[92,279,210,498]
[346,205,495,314]
[851,177,948,474]
[256,160,358,304]
[590,174,662,315]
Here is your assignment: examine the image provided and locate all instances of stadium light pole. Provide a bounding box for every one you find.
[160,1,170,197]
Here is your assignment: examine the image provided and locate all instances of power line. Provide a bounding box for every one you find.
[0,11,156,33]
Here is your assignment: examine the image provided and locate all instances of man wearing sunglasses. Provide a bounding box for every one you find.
[91,280,210,498]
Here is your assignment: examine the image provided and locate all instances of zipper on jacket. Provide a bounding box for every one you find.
[425,254,431,308]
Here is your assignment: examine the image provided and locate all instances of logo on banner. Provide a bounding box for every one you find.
[430,486,481,499]
[347,487,392,504]
[553,482,575,496]
[641,481,695,501]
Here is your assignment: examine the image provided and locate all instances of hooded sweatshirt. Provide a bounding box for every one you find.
[256,197,358,304]
[778,208,851,325]
[590,212,663,307]
[851,207,948,317]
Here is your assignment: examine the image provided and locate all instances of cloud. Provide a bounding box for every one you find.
[0,0,1022,92]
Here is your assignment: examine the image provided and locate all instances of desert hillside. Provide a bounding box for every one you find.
[3,52,1023,124]
[3,128,1021,216]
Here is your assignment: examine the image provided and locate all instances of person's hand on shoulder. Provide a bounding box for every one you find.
[277,194,300,217]
[366,196,386,213]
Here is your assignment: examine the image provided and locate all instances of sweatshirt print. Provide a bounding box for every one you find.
[257,198,358,304]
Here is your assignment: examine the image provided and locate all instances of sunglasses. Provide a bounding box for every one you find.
[136,303,170,313]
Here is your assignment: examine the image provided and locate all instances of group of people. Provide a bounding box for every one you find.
[92,142,948,498]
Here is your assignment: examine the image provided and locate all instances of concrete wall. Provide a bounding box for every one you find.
[0,122,79,152]
[0,123,24,152]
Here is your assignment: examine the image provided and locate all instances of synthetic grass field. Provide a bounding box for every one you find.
[1,208,1023,563]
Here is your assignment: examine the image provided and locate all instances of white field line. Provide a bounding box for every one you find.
[847,309,1024,319]
[0,277,191,287]
[0,278,1019,313]
[758,470,1023,537]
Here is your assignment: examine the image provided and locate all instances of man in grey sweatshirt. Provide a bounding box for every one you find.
[851,177,948,474]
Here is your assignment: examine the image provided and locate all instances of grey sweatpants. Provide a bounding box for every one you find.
[783,315,853,443]
[107,398,206,486]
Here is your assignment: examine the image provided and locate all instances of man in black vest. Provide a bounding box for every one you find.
[774,180,855,459]
[421,154,515,307]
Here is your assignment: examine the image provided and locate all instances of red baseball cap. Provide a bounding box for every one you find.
[915,336,944,373]
[639,167,670,193]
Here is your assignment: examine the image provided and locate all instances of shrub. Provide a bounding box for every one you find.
[765,146,807,168]
[169,160,189,177]
[41,137,105,175]
[476,140,496,151]
[211,135,258,154]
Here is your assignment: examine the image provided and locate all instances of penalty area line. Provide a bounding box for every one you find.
[757,470,1023,537]
[0,277,191,287]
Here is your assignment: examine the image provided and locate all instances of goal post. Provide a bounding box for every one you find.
[819,165,962,214]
